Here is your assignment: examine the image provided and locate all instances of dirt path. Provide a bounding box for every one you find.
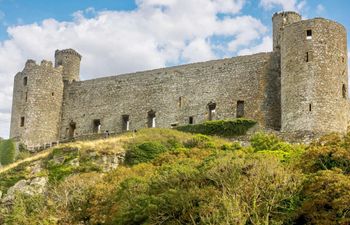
[0,149,52,174]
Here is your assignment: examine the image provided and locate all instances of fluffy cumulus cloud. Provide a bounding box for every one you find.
[0,0,276,138]
[260,0,306,11]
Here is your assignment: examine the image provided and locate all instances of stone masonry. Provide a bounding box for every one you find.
[9,11,349,148]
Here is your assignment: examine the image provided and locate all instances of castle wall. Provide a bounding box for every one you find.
[59,52,280,139]
[10,60,64,147]
[281,18,348,133]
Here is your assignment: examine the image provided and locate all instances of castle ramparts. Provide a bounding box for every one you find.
[9,12,349,148]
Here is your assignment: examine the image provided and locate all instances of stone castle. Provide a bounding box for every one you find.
[10,11,349,148]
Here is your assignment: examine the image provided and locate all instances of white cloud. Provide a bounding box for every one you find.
[316,4,325,15]
[0,0,271,138]
[260,0,306,11]
[182,38,215,62]
[238,36,272,55]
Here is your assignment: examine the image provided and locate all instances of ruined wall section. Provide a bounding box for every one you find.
[59,53,279,139]
[10,60,64,147]
[281,18,348,133]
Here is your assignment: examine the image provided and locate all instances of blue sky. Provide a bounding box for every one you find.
[0,0,349,138]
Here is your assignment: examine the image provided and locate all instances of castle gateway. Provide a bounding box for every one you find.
[10,11,349,148]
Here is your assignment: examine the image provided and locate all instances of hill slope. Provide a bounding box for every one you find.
[0,129,350,224]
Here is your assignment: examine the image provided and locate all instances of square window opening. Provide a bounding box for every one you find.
[306,30,312,40]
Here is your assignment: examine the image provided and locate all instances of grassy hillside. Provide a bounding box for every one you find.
[0,128,350,224]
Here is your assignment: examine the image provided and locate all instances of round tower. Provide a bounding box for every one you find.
[281,18,348,133]
[272,11,302,51]
[55,48,81,82]
[10,60,64,148]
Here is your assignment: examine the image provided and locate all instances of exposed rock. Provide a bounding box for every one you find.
[1,177,48,204]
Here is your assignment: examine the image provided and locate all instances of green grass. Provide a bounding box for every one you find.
[176,118,256,137]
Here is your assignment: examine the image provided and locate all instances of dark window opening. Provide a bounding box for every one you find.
[306,30,312,39]
[25,92,28,102]
[68,121,76,139]
[237,101,245,118]
[23,77,28,86]
[342,57,345,63]
[171,123,177,128]
[178,97,183,108]
[20,117,25,127]
[306,52,309,62]
[52,92,54,96]
[343,84,347,99]
[208,102,216,121]
[189,116,194,125]
[93,119,101,133]
[122,115,130,131]
[309,104,312,112]
[148,110,156,128]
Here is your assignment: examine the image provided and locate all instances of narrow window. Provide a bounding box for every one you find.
[20,117,25,127]
[52,92,54,96]
[306,30,312,40]
[309,104,312,112]
[171,123,177,128]
[148,110,156,128]
[343,84,347,99]
[122,115,130,131]
[178,96,183,108]
[93,119,101,133]
[236,101,245,118]
[208,102,216,121]
[25,92,28,102]
[189,116,194,125]
[68,121,76,138]
[23,77,28,86]
[306,52,309,62]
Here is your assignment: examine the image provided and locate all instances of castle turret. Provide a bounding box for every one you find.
[272,11,302,51]
[10,60,64,147]
[55,49,81,83]
[280,17,348,133]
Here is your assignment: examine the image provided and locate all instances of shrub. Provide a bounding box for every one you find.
[125,141,167,165]
[0,139,16,166]
[250,133,304,163]
[295,169,350,225]
[300,133,350,174]
[176,119,256,137]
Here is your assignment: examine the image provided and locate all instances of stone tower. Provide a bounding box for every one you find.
[10,60,64,147]
[272,11,302,52]
[55,49,81,83]
[278,12,348,133]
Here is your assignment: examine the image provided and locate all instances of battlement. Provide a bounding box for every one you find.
[272,11,301,19]
[55,48,82,59]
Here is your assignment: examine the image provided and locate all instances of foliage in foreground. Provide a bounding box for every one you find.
[176,118,257,137]
[0,139,16,166]
[2,130,350,225]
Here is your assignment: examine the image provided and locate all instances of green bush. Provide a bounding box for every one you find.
[250,132,304,163]
[125,141,168,165]
[176,119,256,137]
[300,133,350,174]
[0,139,16,166]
